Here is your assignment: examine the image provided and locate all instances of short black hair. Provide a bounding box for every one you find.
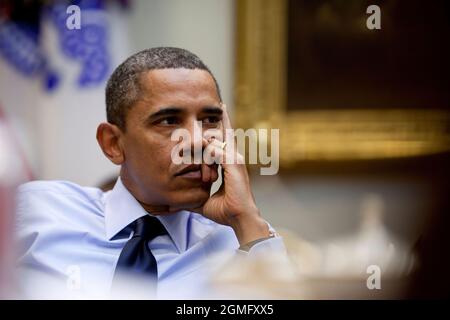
[105,47,222,130]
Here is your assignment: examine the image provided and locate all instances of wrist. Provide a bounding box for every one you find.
[229,212,270,246]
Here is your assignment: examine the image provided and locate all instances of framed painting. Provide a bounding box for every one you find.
[234,0,450,168]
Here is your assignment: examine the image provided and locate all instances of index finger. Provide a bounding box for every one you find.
[221,103,233,131]
[221,103,234,146]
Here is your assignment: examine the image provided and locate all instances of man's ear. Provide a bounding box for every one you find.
[96,123,125,165]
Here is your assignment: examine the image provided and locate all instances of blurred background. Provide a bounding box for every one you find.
[0,0,449,298]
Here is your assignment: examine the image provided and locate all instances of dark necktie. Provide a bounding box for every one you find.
[113,215,167,284]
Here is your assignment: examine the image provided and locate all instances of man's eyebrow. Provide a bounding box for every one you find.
[201,106,223,115]
[145,106,222,123]
[147,107,183,120]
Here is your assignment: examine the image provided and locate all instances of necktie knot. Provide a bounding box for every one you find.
[133,215,167,241]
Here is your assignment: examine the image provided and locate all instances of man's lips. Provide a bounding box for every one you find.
[175,164,202,179]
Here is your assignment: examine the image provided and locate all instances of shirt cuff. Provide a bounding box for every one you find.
[237,235,286,255]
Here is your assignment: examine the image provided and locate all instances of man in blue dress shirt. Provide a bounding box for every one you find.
[15,47,285,299]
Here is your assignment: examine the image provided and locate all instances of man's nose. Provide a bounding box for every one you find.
[187,120,207,162]
[188,120,203,145]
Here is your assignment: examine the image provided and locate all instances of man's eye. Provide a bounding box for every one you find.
[202,116,221,124]
[159,117,180,125]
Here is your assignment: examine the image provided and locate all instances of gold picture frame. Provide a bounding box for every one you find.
[234,0,450,168]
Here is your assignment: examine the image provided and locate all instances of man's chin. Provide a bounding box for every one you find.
[169,190,210,212]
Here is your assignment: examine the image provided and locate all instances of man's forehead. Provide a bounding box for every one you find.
[134,68,220,111]
[140,68,217,93]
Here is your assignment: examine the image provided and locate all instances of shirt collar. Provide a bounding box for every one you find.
[104,177,190,253]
